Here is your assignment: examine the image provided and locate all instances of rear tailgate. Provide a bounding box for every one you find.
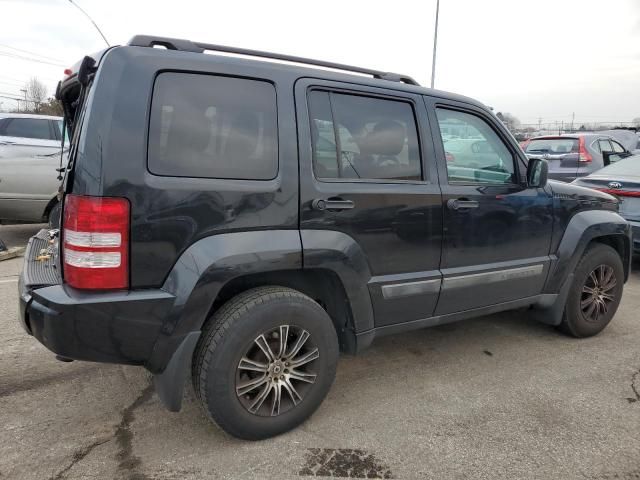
[525,137,580,182]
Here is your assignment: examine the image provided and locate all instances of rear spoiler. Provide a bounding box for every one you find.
[55,49,107,137]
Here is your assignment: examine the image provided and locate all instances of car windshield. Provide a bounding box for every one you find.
[595,154,640,177]
[525,138,579,154]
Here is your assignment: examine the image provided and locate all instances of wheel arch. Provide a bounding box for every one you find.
[208,268,358,354]
[545,210,631,293]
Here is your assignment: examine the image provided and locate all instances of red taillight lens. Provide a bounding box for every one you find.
[596,189,640,197]
[578,137,592,163]
[62,194,130,290]
[445,151,455,163]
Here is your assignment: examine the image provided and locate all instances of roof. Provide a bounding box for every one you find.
[121,35,487,111]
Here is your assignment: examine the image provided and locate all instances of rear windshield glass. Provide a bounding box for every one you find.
[148,73,278,180]
[525,138,578,154]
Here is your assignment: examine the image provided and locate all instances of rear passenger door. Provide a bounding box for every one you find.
[426,98,554,314]
[295,79,442,328]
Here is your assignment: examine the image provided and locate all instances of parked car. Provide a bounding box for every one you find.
[522,133,634,182]
[572,154,640,253]
[0,113,64,155]
[599,129,640,154]
[0,113,66,223]
[0,149,65,224]
[19,35,631,440]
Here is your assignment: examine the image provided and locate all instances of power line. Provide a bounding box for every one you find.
[0,50,66,67]
[0,43,64,63]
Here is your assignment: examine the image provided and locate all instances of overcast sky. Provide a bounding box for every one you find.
[1,0,639,125]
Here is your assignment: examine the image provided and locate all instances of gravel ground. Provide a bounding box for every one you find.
[0,225,639,479]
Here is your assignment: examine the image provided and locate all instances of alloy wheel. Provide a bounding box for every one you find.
[580,264,617,323]
[235,325,319,417]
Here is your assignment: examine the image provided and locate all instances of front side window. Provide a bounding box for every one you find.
[3,118,52,140]
[436,108,516,184]
[148,73,278,180]
[308,90,421,181]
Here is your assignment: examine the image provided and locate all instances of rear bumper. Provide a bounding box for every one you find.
[19,230,176,365]
[22,283,175,365]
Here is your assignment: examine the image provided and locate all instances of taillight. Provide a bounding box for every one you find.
[578,137,592,163]
[596,189,640,197]
[62,194,130,290]
[445,151,455,163]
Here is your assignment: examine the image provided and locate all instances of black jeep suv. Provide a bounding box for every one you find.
[19,35,631,440]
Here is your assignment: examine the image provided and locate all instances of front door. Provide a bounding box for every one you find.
[295,79,442,327]
[427,99,554,315]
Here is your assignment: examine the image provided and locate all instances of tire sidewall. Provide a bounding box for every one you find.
[202,293,338,440]
[565,244,624,337]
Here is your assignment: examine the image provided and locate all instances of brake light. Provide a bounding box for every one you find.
[445,151,455,163]
[578,137,592,163]
[62,194,130,290]
[596,189,640,197]
[63,68,72,76]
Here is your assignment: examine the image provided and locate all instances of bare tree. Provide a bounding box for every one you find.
[500,113,521,132]
[25,77,47,113]
[633,117,640,128]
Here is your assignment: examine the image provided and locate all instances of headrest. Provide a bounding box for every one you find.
[363,120,405,156]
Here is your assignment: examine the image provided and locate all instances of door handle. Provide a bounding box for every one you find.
[447,198,479,210]
[312,198,355,211]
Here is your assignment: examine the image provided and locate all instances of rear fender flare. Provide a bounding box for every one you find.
[146,230,301,373]
[300,230,375,334]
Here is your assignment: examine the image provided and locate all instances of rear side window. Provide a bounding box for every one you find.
[3,118,53,140]
[148,73,278,180]
[308,90,422,181]
[611,141,625,153]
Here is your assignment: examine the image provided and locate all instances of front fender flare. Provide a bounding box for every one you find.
[545,210,631,294]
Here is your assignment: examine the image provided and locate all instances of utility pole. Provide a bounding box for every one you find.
[430,0,440,89]
[538,117,542,132]
[571,112,575,132]
[20,89,27,112]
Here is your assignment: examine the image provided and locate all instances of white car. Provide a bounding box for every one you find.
[0,114,66,223]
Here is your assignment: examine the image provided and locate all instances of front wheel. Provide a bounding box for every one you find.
[559,243,624,338]
[192,286,339,440]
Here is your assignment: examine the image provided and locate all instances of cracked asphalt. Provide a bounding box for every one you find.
[1,224,639,480]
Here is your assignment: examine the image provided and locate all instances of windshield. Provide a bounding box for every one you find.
[525,138,579,154]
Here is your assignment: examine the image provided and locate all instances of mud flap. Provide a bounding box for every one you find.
[531,273,574,326]
[153,331,201,412]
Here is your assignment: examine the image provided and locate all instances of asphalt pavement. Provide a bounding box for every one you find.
[0,225,639,479]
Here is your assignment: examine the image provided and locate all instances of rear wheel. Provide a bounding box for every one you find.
[192,286,339,440]
[559,243,624,337]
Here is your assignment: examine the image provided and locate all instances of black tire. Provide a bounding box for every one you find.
[192,286,339,440]
[559,243,624,338]
[47,202,61,229]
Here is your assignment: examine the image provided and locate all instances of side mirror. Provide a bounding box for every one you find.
[527,158,548,188]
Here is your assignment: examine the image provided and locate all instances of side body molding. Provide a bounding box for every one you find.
[300,230,375,334]
[146,230,302,373]
[544,210,631,293]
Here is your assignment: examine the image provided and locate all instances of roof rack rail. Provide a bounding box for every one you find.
[128,35,420,86]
